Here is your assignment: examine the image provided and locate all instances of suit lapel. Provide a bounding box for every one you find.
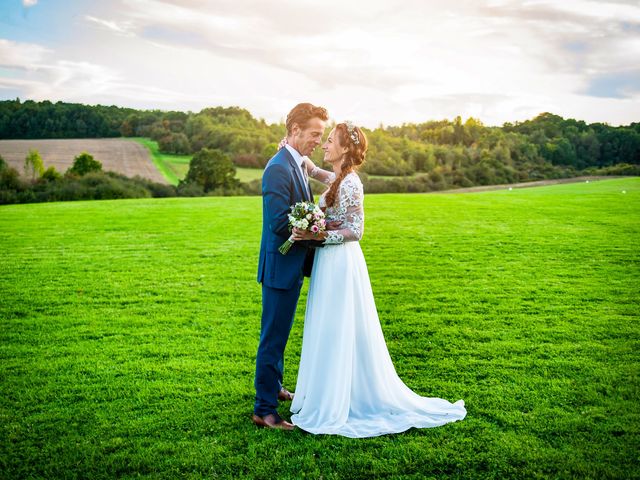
[283,149,311,202]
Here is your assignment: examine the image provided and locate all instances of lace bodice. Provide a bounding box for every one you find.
[315,171,364,245]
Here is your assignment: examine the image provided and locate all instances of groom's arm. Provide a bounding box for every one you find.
[263,164,292,238]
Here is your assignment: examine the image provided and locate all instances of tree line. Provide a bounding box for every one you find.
[1,99,638,198]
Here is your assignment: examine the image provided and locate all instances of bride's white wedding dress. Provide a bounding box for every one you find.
[290,168,466,438]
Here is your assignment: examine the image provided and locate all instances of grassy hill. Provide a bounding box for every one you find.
[1,178,638,479]
[131,137,264,185]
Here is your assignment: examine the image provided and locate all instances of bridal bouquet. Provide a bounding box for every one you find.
[279,201,326,255]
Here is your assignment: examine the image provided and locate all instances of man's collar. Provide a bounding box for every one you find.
[284,144,304,167]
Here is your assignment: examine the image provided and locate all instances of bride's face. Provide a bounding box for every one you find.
[322,128,348,165]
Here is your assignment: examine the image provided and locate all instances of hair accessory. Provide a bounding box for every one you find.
[344,121,360,145]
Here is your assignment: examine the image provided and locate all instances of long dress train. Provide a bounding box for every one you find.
[290,170,466,438]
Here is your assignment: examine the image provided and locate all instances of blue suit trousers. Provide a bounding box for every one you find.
[254,275,304,416]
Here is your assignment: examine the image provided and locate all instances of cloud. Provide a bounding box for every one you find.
[65,1,638,122]
[84,15,136,37]
[116,0,409,89]
[0,37,184,106]
[0,39,51,69]
[22,0,38,7]
[2,0,638,126]
[474,1,640,69]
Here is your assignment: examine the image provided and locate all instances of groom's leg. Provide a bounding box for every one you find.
[254,278,303,416]
[276,357,284,391]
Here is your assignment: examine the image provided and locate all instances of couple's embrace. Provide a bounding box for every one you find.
[253,103,466,437]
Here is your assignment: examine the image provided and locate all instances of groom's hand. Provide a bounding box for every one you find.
[292,227,327,242]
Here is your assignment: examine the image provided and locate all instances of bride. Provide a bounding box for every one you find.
[289,121,466,438]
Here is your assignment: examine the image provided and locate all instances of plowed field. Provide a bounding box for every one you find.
[0,138,167,184]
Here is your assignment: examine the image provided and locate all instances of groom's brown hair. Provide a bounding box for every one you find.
[286,103,328,134]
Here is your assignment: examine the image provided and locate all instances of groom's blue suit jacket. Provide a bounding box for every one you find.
[257,147,319,290]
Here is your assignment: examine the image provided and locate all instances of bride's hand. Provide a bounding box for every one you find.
[302,156,315,175]
[292,227,325,241]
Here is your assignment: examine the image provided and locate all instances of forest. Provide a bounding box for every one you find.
[1,99,639,194]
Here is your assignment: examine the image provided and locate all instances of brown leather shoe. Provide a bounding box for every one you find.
[278,388,294,401]
[252,413,295,431]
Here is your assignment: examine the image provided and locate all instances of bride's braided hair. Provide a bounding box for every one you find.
[324,123,368,207]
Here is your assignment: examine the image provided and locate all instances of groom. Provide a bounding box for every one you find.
[253,103,328,430]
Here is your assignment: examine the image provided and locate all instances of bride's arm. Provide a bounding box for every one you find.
[291,176,364,244]
[303,157,335,185]
[323,176,364,244]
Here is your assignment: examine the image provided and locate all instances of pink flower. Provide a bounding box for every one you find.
[311,225,319,233]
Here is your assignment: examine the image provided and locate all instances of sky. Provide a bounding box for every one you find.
[0,0,639,128]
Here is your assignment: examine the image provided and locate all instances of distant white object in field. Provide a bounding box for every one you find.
[586,180,590,183]
[508,187,513,191]
[622,190,627,194]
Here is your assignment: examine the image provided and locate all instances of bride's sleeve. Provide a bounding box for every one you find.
[309,164,335,185]
[324,176,364,244]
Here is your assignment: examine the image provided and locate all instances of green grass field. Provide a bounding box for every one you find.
[1,178,638,479]
[130,138,264,185]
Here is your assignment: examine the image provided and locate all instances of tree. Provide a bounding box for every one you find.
[24,149,44,181]
[42,166,62,182]
[0,154,25,204]
[262,143,278,165]
[181,148,239,193]
[543,138,576,166]
[119,115,138,137]
[67,152,102,176]
[158,132,191,154]
[464,117,485,146]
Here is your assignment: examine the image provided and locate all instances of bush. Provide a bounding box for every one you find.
[42,166,62,182]
[146,181,177,197]
[67,152,102,176]
[234,154,263,168]
[0,189,19,204]
[241,179,262,196]
[0,166,175,204]
[1,164,25,192]
[176,182,205,197]
[584,163,640,176]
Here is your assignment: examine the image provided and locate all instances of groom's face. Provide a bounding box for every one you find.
[292,117,326,156]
